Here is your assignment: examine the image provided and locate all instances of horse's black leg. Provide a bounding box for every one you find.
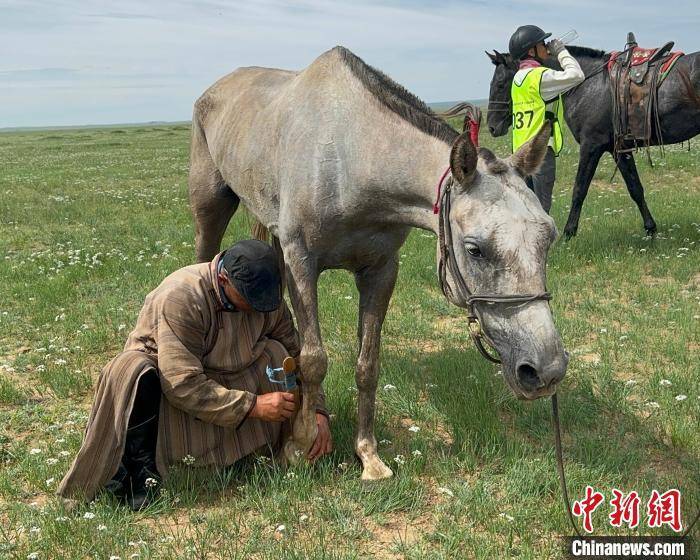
[615,152,657,236]
[563,144,606,239]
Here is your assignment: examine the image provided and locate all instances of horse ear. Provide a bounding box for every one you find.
[510,122,551,176]
[450,130,478,188]
[486,50,498,65]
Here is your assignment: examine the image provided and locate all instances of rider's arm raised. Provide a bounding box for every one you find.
[540,48,585,102]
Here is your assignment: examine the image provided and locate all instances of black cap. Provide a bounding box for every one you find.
[220,240,282,312]
[509,25,551,60]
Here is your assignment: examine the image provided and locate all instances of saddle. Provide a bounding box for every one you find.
[607,32,684,155]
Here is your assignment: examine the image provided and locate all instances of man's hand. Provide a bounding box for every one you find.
[249,392,296,422]
[547,39,566,58]
[308,413,333,462]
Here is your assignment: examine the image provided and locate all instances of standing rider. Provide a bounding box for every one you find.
[508,25,584,213]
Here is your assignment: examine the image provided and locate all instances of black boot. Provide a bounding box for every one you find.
[105,462,130,499]
[120,370,162,511]
[123,414,160,511]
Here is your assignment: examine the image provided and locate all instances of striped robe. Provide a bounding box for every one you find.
[58,252,325,500]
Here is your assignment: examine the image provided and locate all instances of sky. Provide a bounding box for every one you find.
[2,0,698,128]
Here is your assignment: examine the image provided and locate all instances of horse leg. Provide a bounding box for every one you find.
[280,241,326,462]
[615,152,657,235]
[189,118,240,262]
[563,144,605,239]
[354,255,399,481]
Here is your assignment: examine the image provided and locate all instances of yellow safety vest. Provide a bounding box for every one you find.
[511,66,564,155]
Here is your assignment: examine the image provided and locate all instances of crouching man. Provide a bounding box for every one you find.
[58,240,332,509]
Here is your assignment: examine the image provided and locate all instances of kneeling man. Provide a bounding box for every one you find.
[58,240,332,509]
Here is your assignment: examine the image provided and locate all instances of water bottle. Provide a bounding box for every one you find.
[557,29,579,45]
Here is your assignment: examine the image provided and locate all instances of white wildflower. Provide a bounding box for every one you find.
[499,512,515,522]
[647,401,660,409]
[275,524,286,533]
[46,458,58,465]
[182,454,195,465]
[659,379,672,387]
[30,526,40,534]
[625,379,637,387]
[337,462,348,471]
[408,425,420,433]
[412,450,423,457]
[437,487,454,498]
[45,478,55,486]
[675,394,687,402]
[299,514,309,522]
[30,448,42,455]
[83,512,96,519]
[27,554,39,560]
[97,524,107,531]
[285,471,297,480]
[379,439,392,445]
[393,454,405,466]
[383,384,396,391]
[144,477,158,488]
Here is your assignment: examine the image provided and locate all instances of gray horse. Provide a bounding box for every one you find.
[188,46,568,480]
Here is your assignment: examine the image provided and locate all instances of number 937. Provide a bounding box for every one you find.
[513,110,534,129]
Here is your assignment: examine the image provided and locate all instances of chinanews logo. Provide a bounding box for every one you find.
[572,486,683,533]
[562,487,695,559]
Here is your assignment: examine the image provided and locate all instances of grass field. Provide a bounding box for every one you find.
[0,121,698,559]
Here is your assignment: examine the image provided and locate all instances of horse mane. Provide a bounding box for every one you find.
[334,46,459,144]
[566,46,610,60]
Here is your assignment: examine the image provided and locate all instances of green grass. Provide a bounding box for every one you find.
[0,122,698,559]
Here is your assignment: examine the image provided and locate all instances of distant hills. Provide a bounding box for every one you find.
[1,101,488,132]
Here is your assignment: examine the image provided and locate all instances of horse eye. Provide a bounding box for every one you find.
[466,243,483,258]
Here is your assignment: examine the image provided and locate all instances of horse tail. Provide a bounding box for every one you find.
[250,220,287,294]
[436,102,483,123]
[251,220,269,242]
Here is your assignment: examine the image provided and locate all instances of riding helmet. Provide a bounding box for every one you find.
[508,25,552,60]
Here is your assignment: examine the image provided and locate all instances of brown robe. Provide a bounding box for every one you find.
[58,252,325,500]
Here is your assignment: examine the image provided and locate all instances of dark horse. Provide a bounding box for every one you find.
[486,46,700,237]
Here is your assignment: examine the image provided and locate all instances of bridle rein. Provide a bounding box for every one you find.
[434,170,552,364]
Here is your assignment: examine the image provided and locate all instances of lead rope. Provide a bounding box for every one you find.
[552,393,583,537]
[553,393,700,539]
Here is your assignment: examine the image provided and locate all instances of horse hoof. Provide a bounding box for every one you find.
[360,459,393,481]
[563,228,577,240]
[645,225,657,237]
[283,440,306,465]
